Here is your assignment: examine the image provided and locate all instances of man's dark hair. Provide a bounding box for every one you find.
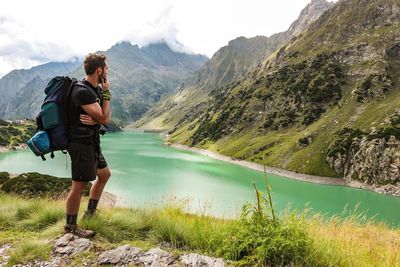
[84,53,107,75]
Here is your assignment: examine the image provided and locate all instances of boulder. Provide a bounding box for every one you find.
[53,233,93,256]
[97,245,142,265]
[180,253,225,267]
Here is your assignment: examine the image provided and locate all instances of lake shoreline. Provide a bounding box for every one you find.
[0,143,27,153]
[166,142,345,185]
[4,171,119,208]
[164,139,400,197]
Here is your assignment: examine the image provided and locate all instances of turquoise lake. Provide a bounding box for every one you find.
[0,131,399,227]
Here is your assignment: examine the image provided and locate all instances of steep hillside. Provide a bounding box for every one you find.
[134,0,334,130]
[150,0,400,186]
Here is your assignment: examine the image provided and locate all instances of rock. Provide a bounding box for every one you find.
[386,42,400,60]
[344,136,400,185]
[0,243,11,266]
[139,247,176,266]
[297,136,312,148]
[53,233,93,256]
[97,245,142,265]
[327,131,400,195]
[375,184,400,196]
[180,253,225,267]
[10,255,66,267]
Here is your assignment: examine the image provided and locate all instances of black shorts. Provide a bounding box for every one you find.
[68,142,108,182]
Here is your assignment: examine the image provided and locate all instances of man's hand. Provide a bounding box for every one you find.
[101,78,110,91]
[80,114,98,125]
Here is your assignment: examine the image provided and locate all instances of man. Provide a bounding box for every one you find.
[64,53,112,238]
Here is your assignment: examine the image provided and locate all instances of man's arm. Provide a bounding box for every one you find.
[81,78,111,125]
[81,100,110,125]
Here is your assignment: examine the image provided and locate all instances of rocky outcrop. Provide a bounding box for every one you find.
[0,235,227,267]
[97,245,142,265]
[53,233,93,256]
[181,253,225,267]
[0,243,11,266]
[327,133,400,196]
[286,0,334,38]
[344,136,400,185]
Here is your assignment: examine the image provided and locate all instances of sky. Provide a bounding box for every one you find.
[0,0,324,77]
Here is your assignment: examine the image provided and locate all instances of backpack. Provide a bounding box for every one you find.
[27,76,77,160]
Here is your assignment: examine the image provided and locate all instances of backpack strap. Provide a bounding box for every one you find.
[62,77,78,142]
[75,81,102,101]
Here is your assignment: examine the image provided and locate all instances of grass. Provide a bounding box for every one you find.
[6,240,51,266]
[0,189,399,266]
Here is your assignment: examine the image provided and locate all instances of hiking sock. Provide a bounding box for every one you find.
[87,198,99,214]
[66,214,78,225]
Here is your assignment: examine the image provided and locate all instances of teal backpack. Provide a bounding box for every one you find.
[27,76,77,160]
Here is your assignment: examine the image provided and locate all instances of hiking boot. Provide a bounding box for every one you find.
[81,209,98,220]
[64,224,95,238]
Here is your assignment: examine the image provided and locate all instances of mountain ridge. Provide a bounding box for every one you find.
[138,0,400,188]
[133,0,334,130]
[0,41,208,122]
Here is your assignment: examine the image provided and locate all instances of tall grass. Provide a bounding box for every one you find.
[0,190,399,266]
[6,240,51,267]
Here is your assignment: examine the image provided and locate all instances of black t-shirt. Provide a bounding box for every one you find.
[68,80,102,143]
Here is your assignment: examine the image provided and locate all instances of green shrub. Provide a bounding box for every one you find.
[1,172,90,198]
[0,172,9,184]
[218,206,310,266]
[368,126,400,140]
[327,128,366,157]
[214,176,310,266]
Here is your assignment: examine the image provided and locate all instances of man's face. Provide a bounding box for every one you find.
[97,62,109,83]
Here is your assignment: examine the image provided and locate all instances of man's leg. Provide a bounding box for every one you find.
[86,166,111,215]
[65,180,95,238]
[66,180,88,222]
[66,142,97,237]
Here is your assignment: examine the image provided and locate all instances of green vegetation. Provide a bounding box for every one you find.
[0,120,35,147]
[6,240,51,266]
[327,128,365,158]
[0,172,9,184]
[137,0,400,181]
[0,186,399,266]
[353,73,393,102]
[0,172,90,198]
[189,52,345,147]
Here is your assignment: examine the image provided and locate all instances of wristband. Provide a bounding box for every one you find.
[101,90,111,101]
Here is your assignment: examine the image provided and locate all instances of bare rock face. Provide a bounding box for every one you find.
[97,245,142,265]
[345,136,400,184]
[327,135,400,195]
[138,247,176,266]
[53,233,93,256]
[180,253,225,267]
[287,0,334,37]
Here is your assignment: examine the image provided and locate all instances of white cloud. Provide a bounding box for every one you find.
[0,0,330,77]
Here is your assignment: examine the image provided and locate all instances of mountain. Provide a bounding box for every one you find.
[134,0,334,130]
[0,42,208,123]
[0,60,81,118]
[136,0,400,188]
[68,41,208,124]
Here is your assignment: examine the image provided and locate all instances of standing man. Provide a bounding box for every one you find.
[64,53,112,238]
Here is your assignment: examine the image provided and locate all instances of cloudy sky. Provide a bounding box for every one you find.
[0,0,321,77]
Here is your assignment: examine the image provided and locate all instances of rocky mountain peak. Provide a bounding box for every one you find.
[287,0,334,37]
